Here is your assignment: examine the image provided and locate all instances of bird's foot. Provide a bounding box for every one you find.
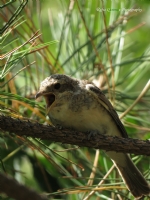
[55,124,63,130]
[87,130,99,140]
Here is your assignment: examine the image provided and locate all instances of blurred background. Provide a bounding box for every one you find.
[0,0,150,199]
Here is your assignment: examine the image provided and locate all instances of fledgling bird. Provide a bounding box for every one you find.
[36,74,150,199]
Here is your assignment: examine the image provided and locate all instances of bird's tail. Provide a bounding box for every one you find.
[114,155,150,199]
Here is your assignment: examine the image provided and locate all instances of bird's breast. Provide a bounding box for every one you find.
[47,92,121,137]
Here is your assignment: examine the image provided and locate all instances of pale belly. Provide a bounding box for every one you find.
[48,99,121,137]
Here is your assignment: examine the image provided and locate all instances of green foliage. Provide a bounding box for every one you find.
[0,0,150,199]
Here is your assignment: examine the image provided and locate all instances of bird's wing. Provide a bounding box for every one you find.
[86,83,128,138]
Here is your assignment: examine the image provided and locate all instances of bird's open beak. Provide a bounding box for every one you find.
[35,91,56,111]
[44,93,55,109]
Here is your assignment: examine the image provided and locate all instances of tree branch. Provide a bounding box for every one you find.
[0,172,48,200]
[0,115,150,156]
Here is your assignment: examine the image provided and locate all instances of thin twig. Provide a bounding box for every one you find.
[120,79,150,119]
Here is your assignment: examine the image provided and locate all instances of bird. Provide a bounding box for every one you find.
[36,74,150,199]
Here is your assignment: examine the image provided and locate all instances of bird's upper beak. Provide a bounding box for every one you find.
[35,86,49,99]
[35,91,43,99]
[35,89,56,112]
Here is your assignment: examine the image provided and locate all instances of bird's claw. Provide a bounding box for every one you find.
[87,130,99,140]
[55,124,63,130]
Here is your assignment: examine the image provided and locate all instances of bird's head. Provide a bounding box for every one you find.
[35,74,78,110]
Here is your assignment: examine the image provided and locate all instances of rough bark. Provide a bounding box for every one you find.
[0,172,48,200]
[0,115,150,156]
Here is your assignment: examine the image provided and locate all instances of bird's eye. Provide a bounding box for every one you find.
[54,83,61,89]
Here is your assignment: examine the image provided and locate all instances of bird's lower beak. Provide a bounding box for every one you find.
[44,93,55,109]
[36,91,55,109]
